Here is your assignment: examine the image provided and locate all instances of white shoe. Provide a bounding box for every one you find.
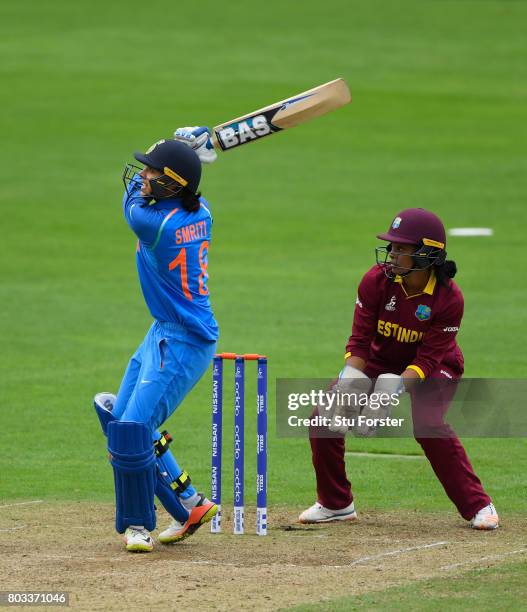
[123,526,154,552]
[470,503,499,530]
[299,501,357,524]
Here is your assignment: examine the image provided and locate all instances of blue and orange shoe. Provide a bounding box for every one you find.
[158,494,218,543]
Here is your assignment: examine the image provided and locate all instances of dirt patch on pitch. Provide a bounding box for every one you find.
[1,502,526,610]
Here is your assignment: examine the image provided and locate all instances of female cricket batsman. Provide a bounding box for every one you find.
[300,208,499,530]
[93,132,221,552]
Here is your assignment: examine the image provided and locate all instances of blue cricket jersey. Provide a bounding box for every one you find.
[122,175,219,342]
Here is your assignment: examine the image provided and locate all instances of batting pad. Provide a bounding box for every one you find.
[107,421,157,533]
[155,474,189,523]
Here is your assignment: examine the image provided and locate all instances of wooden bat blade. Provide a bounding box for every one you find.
[212,78,351,151]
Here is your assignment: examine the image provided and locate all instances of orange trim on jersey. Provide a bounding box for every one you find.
[344,352,352,360]
[407,364,425,379]
[165,207,180,222]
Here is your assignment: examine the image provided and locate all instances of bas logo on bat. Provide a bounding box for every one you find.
[211,78,351,152]
[215,94,313,150]
[215,113,276,150]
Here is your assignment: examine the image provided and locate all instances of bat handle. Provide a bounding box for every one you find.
[210,132,220,151]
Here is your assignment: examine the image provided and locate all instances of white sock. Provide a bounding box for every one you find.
[182,492,199,510]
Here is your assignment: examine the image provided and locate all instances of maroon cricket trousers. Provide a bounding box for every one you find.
[309,364,491,520]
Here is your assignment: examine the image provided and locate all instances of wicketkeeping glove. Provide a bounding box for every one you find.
[174,126,217,164]
[355,373,405,437]
[328,366,372,435]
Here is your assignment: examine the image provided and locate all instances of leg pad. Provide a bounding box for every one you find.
[108,421,156,533]
[155,473,189,522]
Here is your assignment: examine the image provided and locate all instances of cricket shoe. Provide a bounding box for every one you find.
[123,526,154,552]
[158,494,218,544]
[299,501,357,524]
[470,503,499,530]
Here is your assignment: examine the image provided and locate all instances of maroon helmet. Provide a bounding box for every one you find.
[377,208,446,248]
[376,208,447,276]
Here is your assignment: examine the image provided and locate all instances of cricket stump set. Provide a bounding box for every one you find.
[211,353,268,536]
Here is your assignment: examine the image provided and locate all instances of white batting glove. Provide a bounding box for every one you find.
[328,366,372,435]
[355,374,405,437]
[174,126,217,164]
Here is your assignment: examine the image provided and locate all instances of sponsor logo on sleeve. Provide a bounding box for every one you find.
[442,326,459,332]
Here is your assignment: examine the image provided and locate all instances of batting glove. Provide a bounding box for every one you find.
[174,126,217,164]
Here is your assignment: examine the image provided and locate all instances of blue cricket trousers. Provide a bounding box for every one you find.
[112,320,216,431]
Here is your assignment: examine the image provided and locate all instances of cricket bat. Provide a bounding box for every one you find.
[211,78,351,151]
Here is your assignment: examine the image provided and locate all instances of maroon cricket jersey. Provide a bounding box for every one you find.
[345,266,464,378]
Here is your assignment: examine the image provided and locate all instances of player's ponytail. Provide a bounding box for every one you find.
[180,190,201,213]
[435,259,457,286]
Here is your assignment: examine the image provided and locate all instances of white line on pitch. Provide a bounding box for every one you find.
[440,548,527,570]
[38,555,101,562]
[345,451,425,460]
[285,534,329,538]
[37,542,449,570]
[279,541,450,569]
[158,559,237,567]
[0,500,43,509]
[171,546,449,569]
[0,524,27,532]
[334,541,449,568]
[38,555,237,566]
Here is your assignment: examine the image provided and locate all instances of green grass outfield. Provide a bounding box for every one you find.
[288,561,527,611]
[1,0,526,604]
